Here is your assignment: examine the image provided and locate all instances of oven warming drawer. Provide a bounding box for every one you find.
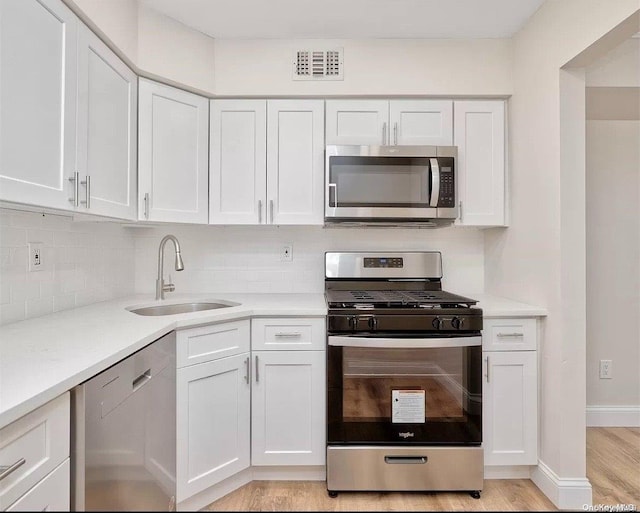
[326,445,483,492]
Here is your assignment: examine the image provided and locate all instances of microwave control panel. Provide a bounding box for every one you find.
[437,158,455,207]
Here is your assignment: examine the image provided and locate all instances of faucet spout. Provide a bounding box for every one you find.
[156,235,184,300]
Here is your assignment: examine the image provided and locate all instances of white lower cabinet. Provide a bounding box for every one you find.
[6,460,69,512]
[176,317,326,505]
[176,321,251,502]
[483,350,538,466]
[251,350,326,466]
[0,393,70,511]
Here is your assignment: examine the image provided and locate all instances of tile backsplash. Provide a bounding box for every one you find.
[0,209,136,325]
[0,210,485,326]
[134,224,485,296]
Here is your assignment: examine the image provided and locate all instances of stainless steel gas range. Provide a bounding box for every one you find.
[325,251,483,499]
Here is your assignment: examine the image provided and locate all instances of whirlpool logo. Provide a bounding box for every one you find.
[398,432,415,439]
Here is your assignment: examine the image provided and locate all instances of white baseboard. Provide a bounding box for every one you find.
[177,468,252,511]
[252,465,326,481]
[531,460,592,510]
[586,405,640,427]
[484,465,533,479]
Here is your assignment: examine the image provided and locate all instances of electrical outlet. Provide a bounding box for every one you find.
[28,242,44,272]
[599,359,612,379]
[281,244,293,262]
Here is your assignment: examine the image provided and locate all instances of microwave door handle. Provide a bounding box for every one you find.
[329,183,338,207]
[429,158,440,208]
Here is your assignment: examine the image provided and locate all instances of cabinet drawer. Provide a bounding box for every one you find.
[0,394,70,510]
[177,320,250,368]
[483,318,537,351]
[6,459,69,512]
[252,318,326,351]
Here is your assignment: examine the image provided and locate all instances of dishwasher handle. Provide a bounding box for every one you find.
[132,369,151,391]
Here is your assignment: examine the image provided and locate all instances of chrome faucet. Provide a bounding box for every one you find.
[156,235,184,300]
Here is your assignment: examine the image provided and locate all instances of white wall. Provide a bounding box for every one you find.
[586,119,639,407]
[213,38,512,96]
[133,225,485,297]
[585,37,640,414]
[66,0,217,94]
[67,0,138,62]
[0,209,136,326]
[137,3,216,93]
[586,38,640,87]
[484,0,639,505]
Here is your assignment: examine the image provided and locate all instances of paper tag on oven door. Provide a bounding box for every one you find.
[392,390,426,423]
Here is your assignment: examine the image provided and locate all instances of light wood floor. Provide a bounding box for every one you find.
[205,427,639,511]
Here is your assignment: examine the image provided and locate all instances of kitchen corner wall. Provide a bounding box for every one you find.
[0,209,136,326]
[133,225,485,296]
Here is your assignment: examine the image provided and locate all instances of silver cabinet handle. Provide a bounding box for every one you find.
[269,199,274,224]
[69,171,80,207]
[496,332,524,338]
[429,158,440,208]
[0,458,26,482]
[132,369,151,390]
[385,456,427,464]
[244,356,250,384]
[255,355,259,382]
[459,201,463,222]
[144,192,150,219]
[485,355,490,383]
[382,122,387,145]
[80,175,90,209]
[258,200,263,224]
[393,122,398,145]
[275,332,302,338]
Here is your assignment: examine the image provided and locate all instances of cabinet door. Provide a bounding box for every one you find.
[138,79,209,224]
[325,100,389,145]
[454,100,506,226]
[176,353,250,501]
[266,100,324,225]
[76,24,137,220]
[0,0,78,211]
[483,351,537,466]
[6,460,69,512]
[210,100,267,224]
[252,350,326,466]
[389,100,453,146]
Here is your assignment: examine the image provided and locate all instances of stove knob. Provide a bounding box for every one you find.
[348,316,358,331]
[432,317,443,330]
[368,316,378,331]
[451,317,464,330]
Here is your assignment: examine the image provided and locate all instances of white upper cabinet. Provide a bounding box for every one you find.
[267,100,325,225]
[76,24,137,220]
[209,100,267,224]
[454,100,506,226]
[325,100,389,145]
[0,0,78,211]
[210,99,323,226]
[138,79,209,224]
[389,100,453,146]
[326,100,453,146]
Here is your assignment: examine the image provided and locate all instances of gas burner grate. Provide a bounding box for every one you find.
[326,289,478,308]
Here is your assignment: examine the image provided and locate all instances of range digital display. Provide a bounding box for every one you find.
[363,257,404,268]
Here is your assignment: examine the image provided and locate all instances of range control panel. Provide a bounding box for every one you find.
[436,157,455,207]
[363,257,403,268]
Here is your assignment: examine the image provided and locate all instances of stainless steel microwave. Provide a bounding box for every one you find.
[325,145,458,227]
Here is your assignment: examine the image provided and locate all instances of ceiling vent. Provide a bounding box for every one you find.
[293,49,343,81]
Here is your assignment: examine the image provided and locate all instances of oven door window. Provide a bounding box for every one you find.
[327,156,431,208]
[327,345,482,445]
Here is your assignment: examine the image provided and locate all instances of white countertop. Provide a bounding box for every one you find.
[0,291,545,429]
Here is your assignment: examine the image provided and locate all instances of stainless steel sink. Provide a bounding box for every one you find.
[128,301,239,316]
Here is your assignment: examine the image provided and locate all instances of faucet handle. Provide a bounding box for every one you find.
[163,274,175,293]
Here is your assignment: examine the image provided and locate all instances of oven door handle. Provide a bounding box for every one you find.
[327,335,481,348]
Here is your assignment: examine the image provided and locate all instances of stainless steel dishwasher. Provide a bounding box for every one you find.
[71,332,176,511]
